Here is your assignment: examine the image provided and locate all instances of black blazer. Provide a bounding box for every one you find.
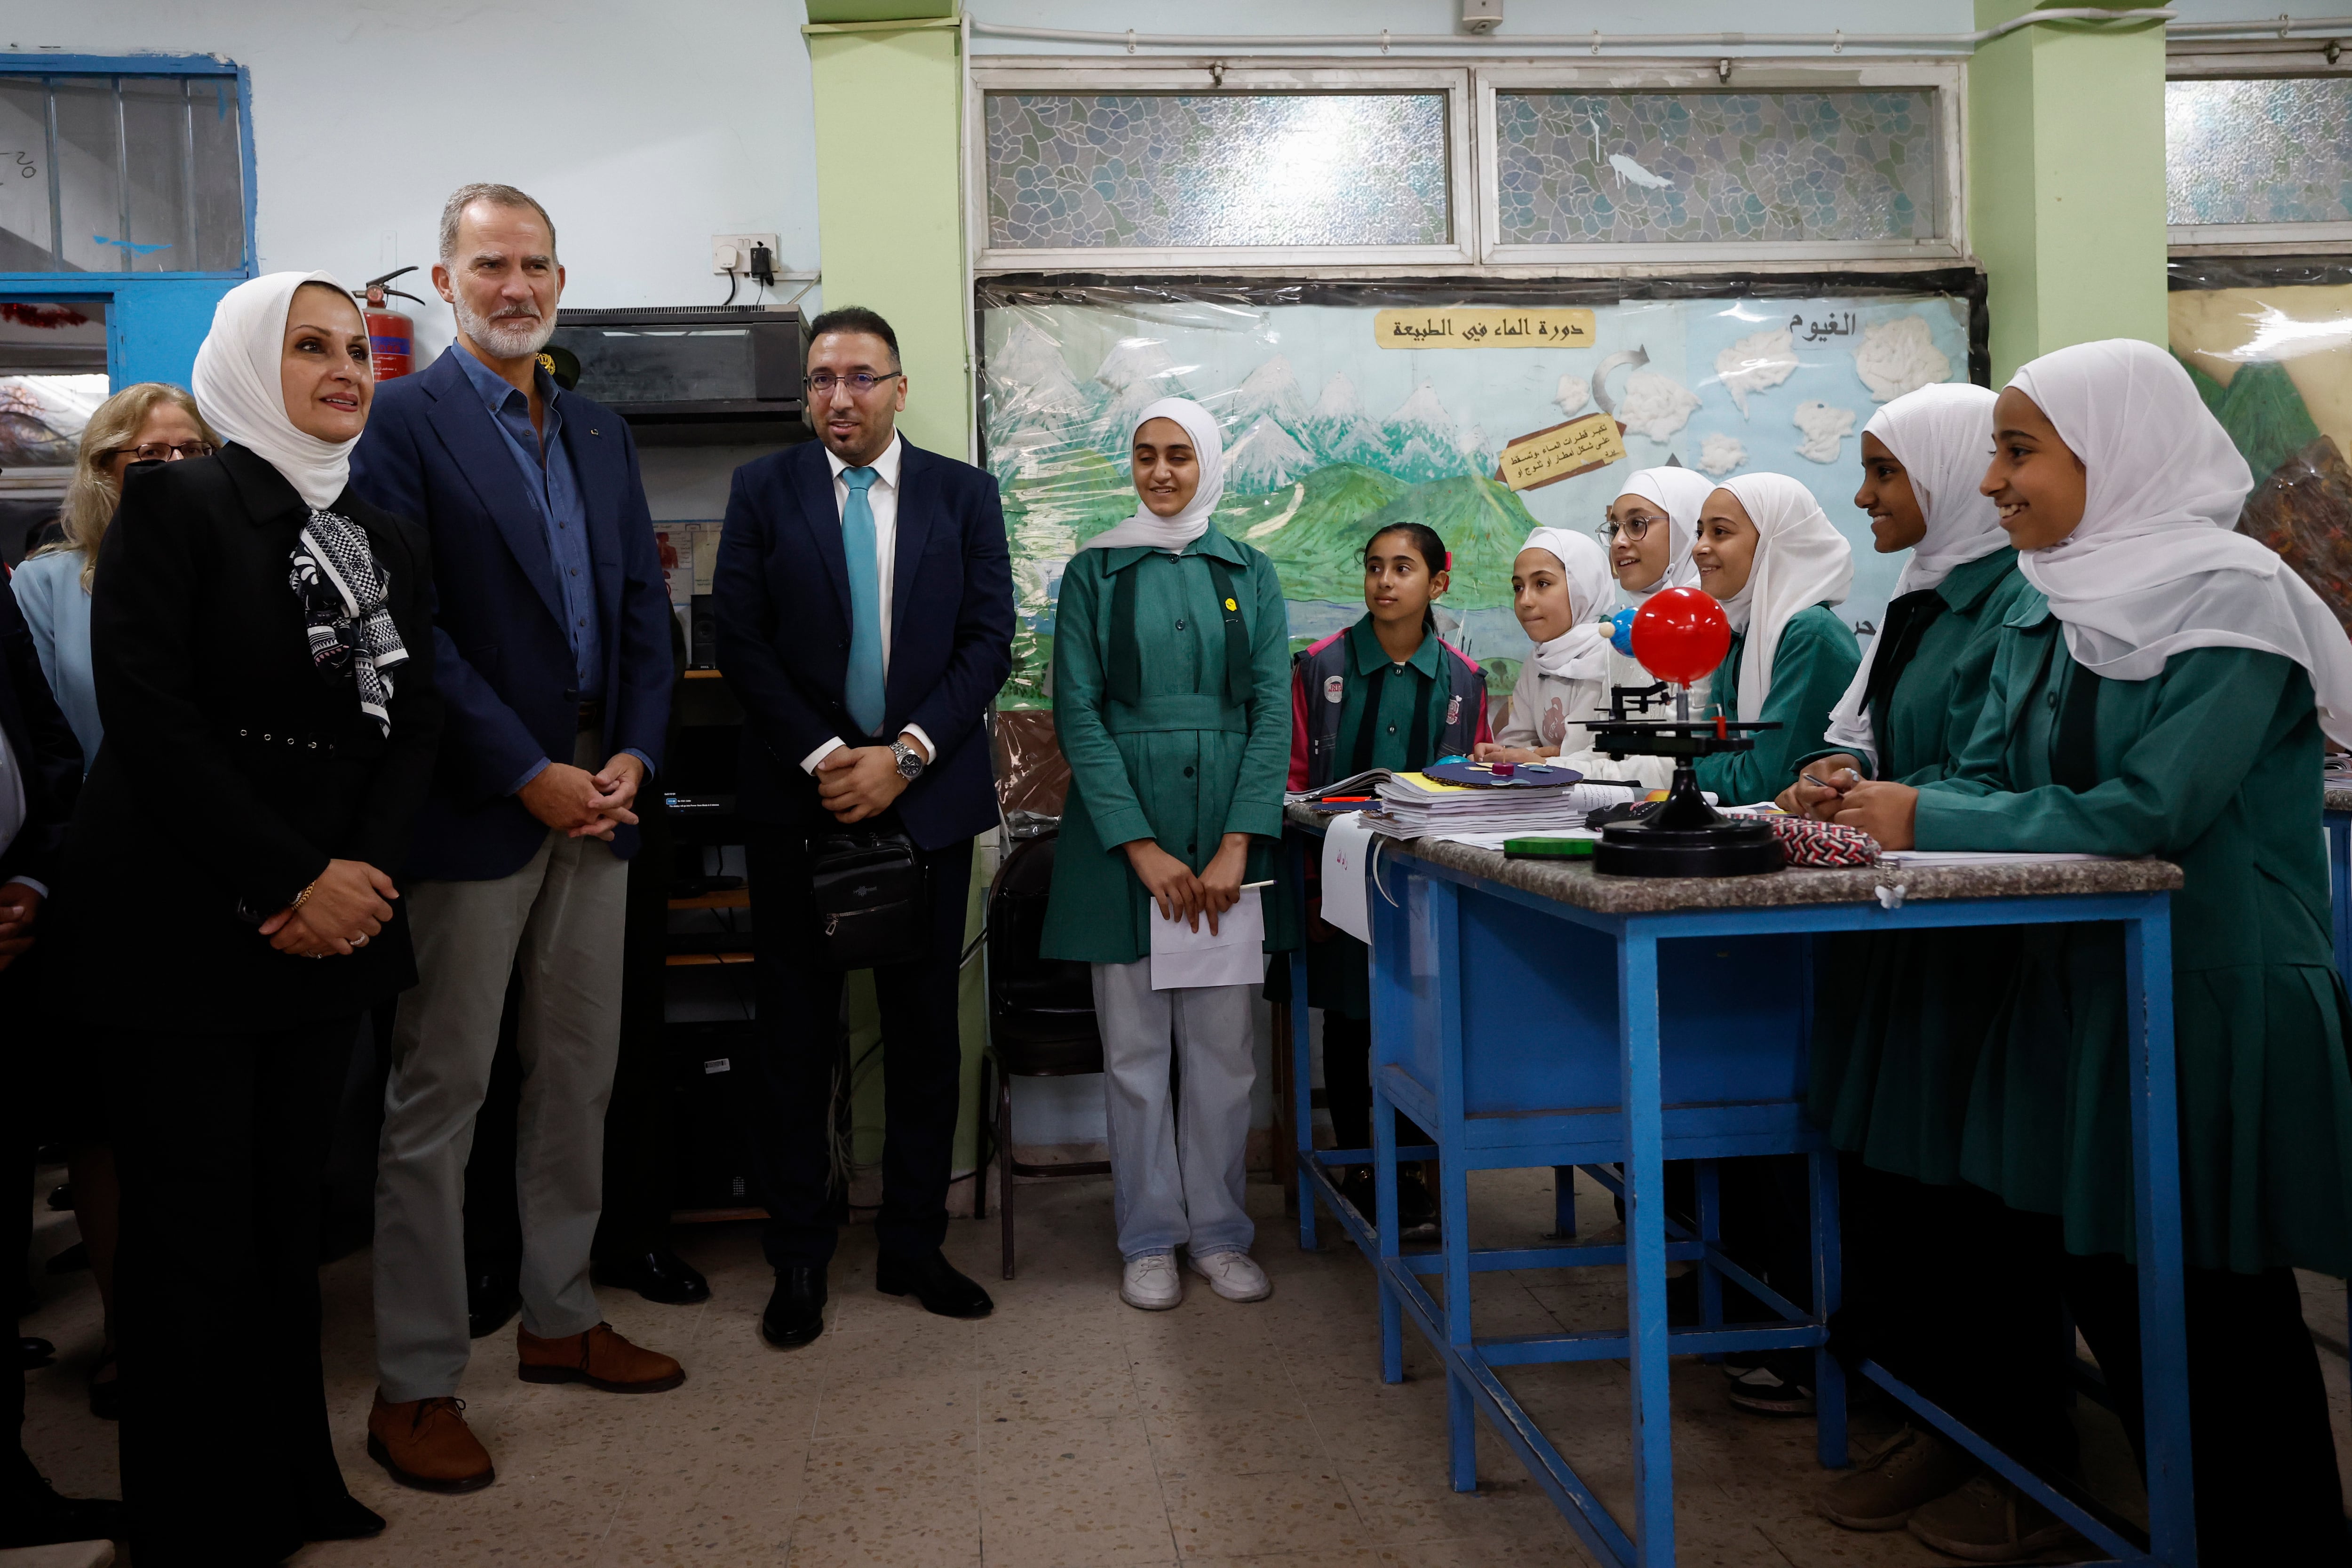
[712,436,1014,851]
[0,578,82,889]
[56,445,443,1032]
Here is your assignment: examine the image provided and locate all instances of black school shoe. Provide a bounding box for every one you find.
[877,1250,994,1319]
[1725,1351,1817,1417]
[593,1247,712,1305]
[0,1450,124,1549]
[763,1266,827,1349]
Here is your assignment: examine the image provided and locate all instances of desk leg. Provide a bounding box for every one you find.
[1426,878,1476,1495]
[2127,902,2196,1566]
[1550,1167,1577,1239]
[1291,951,1316,1253]
[1369,892,1407,1388]
[1808,1150,1846,1470]
[1618,929,1675,1568]
[1695,1160,1723,1361]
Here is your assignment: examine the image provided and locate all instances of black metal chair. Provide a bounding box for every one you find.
[974,830,1109,1279]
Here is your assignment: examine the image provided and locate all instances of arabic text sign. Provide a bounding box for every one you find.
[1496,414,1629,492]
[1373,308,1598,350]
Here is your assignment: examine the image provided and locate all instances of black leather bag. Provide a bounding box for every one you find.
[808,830,927,970]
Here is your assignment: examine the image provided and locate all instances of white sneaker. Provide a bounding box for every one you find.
[1121,1254,1183,1310]
[1186,1249,1272,1303]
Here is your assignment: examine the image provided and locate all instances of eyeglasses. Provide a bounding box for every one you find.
[115,441,215,463]
[1597,515,1658,542]
[807,370,902,396]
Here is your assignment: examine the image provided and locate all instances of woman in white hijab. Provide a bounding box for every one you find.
[1790,382,2028,810]
[1044,398,1291,1313]
[1604,465,1716,711]
[53,271,439,1561]
[1687,471,1859,804]
[1836,339,2352,1562]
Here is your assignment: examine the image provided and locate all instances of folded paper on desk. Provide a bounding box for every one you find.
[1149,888,1265,990]
[1875,850,2118,868]
[1320,812,1378,943]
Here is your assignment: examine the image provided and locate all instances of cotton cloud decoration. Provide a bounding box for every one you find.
[1714,327,1798,417]
[1616,370,1702,443]
[1792,400,1857,464]
[1698,432,1748,477]
[1852,316,1954,403]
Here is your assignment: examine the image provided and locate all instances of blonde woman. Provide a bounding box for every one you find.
[13,382,218,769]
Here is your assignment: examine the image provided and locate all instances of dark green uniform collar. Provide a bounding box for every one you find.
[1348,617,1442,678]
[1936,549,2021,617]
[2004,587,2054,630]
[1097,525,1249,574]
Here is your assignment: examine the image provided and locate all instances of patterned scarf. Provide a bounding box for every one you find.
[290,509,408,736]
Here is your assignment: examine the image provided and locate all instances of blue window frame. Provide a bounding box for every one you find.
[0,53,256,389]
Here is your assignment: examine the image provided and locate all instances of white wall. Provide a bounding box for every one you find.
[5,0,823,367]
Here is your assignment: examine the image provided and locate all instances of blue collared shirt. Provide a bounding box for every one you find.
[450,345,647,795]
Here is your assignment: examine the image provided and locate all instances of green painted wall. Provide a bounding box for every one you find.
[808,21,970,456]
[1970,0,2170,382]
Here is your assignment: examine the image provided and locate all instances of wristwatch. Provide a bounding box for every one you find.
[890,739,926,782]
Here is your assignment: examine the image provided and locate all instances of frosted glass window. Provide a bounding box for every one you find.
[985,92,1451,249]
[2166,78,2352,227]
[1494,90,1938,245]
[0,74,245,273]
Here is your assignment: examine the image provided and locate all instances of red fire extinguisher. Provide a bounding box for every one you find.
[357,265,428,380]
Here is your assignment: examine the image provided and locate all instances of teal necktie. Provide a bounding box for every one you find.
[840,465,886,737]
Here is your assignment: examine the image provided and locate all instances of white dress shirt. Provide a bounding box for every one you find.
[799,432,936,774]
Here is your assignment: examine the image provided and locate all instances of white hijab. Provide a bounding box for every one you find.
[1518,526,1614,682]
[1085,397,1226,552]
[1713,472,1854,720]
[1822,383,2011,762]
[1615,465,1713,600]
[2010,337,2352,748]
[191,270,360,511]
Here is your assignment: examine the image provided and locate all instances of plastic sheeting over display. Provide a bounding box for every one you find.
[2169,259,2352,633]
[977,279,1983,709]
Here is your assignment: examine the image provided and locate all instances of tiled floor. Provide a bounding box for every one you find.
[18,1163,2352,1566]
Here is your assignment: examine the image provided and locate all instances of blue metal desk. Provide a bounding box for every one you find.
[1283,810,2192,1568]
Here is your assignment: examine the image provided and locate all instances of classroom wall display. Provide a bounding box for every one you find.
[978,279,1982,708]
[2167,258,2352,632]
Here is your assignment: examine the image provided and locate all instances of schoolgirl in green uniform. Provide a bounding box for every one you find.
[1690,474,1861,804]
[1045,398,1292,1313]
[1286,523,1491,1235]
[1836,340,2352,1564]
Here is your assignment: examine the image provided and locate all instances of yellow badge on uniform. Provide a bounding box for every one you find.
[1224,597,1238,612]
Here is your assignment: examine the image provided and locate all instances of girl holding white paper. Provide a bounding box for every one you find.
[1042,398,1292,1313]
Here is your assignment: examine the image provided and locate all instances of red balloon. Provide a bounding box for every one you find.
[1630,587,1732,686]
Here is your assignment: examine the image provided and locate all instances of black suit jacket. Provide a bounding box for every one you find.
[0,576,81,890]
[713,436,1014,851]
[56,446,443,1032]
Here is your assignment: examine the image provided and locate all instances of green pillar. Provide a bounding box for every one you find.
[805,8,970,457]
[1969,2,2170,383]
[806,4,989,1198]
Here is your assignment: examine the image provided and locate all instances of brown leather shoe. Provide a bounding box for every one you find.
[516,1321,685,1393]
[366,1392,495,1493]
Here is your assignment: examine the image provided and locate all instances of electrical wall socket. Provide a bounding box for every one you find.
[711,232,780,276]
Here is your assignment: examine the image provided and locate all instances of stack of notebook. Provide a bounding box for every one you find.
[1367,770,1642,837]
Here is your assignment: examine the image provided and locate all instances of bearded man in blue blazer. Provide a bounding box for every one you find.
[714,306,1013,1347]
[349,184,686,1495]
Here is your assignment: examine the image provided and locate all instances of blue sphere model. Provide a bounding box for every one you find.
[1609,605,1639,656]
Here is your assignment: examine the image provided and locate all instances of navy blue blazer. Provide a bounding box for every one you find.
[714,436,1013,851]
[350,348,672,881]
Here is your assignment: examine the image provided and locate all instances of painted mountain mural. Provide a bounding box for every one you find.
[2178,351,2352,632]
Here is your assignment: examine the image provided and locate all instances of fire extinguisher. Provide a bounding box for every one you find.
[357,265,428,381]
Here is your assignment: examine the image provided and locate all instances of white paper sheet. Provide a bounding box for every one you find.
[1149,888,1265,990]
[1320,811,1378,943]
[1874,850,2117,867]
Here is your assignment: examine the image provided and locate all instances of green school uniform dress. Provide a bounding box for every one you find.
[1805,551,2036,1181]
[1913,592,2352,1275]
[1694,603,1861,805]
[1308,618,1466,1020]
[1042,528,1293,967]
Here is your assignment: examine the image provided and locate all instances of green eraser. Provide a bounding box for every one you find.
[1505,836,1595,859]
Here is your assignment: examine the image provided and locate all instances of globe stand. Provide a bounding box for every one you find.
[1586,696,1783,877]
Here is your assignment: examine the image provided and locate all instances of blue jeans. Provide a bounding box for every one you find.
[1092,959,1256,1262]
